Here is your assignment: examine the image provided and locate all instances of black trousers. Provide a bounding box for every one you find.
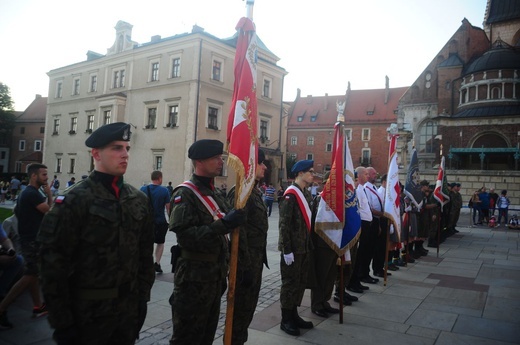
[354,220,376,278]
[372,218,387,274]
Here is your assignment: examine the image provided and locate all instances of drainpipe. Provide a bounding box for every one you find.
[194,38,202,142]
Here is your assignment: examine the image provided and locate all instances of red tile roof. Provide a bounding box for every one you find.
[16,95,47,122]
[288,87,408,128]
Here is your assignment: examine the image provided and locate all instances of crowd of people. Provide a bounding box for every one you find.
[0,121,517,345]
[470,187,512,227]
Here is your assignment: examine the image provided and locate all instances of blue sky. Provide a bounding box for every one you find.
[0,0,487,110]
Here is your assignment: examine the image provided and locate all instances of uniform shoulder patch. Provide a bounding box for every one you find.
[54,196,66,204]
[174,195,182,204]
[285,195,291,200]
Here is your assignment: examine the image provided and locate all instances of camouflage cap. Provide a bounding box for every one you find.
[85,122,131,148]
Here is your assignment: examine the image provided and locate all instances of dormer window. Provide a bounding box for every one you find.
[297,116,303,122]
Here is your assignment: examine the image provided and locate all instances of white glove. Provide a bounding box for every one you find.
[405,205,412,212]
[283,252,295,266]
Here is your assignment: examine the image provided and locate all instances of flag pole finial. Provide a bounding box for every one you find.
[245,0,255,19]
[336,100,345,123]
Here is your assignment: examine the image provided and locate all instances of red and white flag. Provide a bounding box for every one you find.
[433,156,450,208]
[384,133,401,242]
[226,17,258,209]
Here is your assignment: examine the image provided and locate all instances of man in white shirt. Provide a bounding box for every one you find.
[363,167,385,284]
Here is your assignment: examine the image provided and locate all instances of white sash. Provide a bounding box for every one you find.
[284,185,312,231]
[180,181,226,220]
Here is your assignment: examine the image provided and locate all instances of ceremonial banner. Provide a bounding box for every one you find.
[433,156,450,208]
[384,133,401,242]
[315,122,361,256]
[404,148,423,210]
[226,17,258,209]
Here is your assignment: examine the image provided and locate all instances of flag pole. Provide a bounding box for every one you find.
[337,109,346,324]
[437,145,443,258]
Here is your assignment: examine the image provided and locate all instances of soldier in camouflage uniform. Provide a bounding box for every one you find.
[227,149,269,345]
[169,139,246,345]
[278,159,315,336]
[38,123,155,344]
[447,183,462,235]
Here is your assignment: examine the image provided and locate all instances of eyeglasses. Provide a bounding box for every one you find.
[306,170,316,175]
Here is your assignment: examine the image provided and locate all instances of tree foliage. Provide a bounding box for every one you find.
[286,154,297,179]
[0,83,16,131]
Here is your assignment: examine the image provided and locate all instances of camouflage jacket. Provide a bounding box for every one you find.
[169,175,231,283]
[38,173,155,330]
[450,191,463,211]
[278,182,314,254]
[227,184,269,270]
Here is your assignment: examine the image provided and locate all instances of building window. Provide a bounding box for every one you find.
[171,57,181,78]
[40,127,45,134]
[89,74,97,92]
[56,81,63,98]
[20,127,25,134]
[260,119,269,142]
[418,120,438,154]
[150,62,159,82]
[291,136,297,146]
[167,105,179,127]
[19,140,25,151]
[345,128,352,141]
[69,158,76,174]
[53,119,60,135]
[307,136,314,145]
[212,60,222,81]
[297,116,303,122]
[307,153,314,160]
[147,108,157,129]
[87,114,94,132]
[366,111,374,115]
[324,164,331,172]
[325,143,332,152]
[155,156,163,170]
[70,116,78,134]
[262,78,271,98]
[310,115,317,122]
[362,128,370,141]
[103,110,112,125]
[72,78,80,95]
[113,69,125,88]
[361,149,371,165]
[290,153,297,160]
[208,106,219,130]
[56,158,62,173]
[34,140,42,151]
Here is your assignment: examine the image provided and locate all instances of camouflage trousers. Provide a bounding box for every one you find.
[310,246,337,311]
[280,252,309,309]
[170,279,223,345]
[448,209,461,230]
[230,249,265,345]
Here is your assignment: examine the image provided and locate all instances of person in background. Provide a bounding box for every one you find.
[507,214,518,229]
[479,187,490,224]
[0,164,53,329]
[9,176,20,201]
[168,139,246,345]
[50,175,60,196]
[276,187,284,208]
[497,190,511,227]
[227,149,269,345]
[264,183,276,217]
[66,177,76,187]
[38,123,155,344]
[166,181,174,197]
[471,190,482,225]
[141,171,171,274]
[489,188,499,217]
[278,159,315,336]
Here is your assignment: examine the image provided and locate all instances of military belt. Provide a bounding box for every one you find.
[181,249,218,262]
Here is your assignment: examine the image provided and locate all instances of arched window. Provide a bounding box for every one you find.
[418,121,438,154]
[491,86,501,99]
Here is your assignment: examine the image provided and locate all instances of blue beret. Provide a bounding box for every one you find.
[85,122,131,148]
[291,160,314,174]
[188,139,223,160]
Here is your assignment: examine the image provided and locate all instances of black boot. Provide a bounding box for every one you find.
[293,307,313,329]
[409,243,421,259]
[416,241,429,256]
[280,308,300,336]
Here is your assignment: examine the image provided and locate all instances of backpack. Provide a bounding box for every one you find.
[53,179,60,189]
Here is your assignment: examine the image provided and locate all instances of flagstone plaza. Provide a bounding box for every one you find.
[0,202,519,344]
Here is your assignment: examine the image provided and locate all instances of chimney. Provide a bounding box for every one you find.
[306,95,313,104]
[384,75,389,104]
[151,35,161,42]
[296,88,301,99]
[323,93,329,110]
[35,94,41,99]
[192,25,205,33]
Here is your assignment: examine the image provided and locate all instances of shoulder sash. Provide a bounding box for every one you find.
[284,185,312,232]
[179,181,226,220]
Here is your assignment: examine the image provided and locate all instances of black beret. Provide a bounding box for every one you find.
[449,182,456,188]
[455,183,461,187]
[85,122,131,148]
[188,139,223,160]
[258,149,266,164]
[419,180,429,186]
[291,160,314,174]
